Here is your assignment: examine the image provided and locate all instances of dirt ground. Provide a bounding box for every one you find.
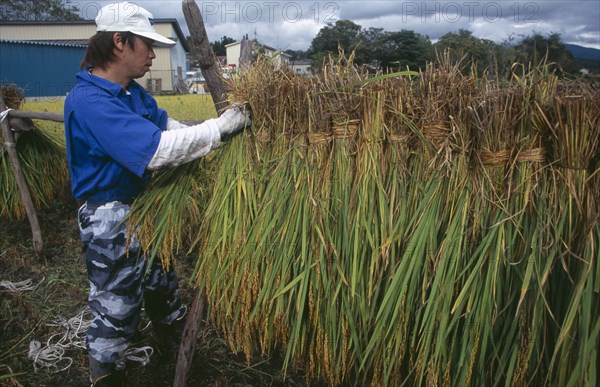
[0,197,311,387]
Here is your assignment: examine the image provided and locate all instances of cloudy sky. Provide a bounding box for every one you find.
[71,0,600,50]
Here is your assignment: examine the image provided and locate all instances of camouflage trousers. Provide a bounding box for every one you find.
[78,201,182,374]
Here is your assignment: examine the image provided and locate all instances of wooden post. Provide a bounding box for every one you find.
[0,93,43,252]
[174,2,229,386]
[182,0,228,115]
[8,110,64,122]
[239,39,253,70]
[173,286,206,387]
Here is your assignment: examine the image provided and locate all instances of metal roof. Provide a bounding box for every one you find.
[290,59,312,66]
[0,19,189,52]
[0,39,88,48]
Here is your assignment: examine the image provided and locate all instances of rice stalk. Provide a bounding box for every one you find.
[130,52,599,386]
[1,125,68,220]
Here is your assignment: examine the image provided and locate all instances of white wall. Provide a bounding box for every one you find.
[226,42,242,69]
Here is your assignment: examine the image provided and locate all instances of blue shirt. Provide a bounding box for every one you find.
[64,70,168,202]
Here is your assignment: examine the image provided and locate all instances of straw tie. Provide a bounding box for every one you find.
[481,148,546,167]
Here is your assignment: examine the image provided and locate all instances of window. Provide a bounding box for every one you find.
[146,78,162,94]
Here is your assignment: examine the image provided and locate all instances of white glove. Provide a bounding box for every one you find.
[147,105,251,170]
[165,117,189,131]
[217,105,251,137]
[147,118,221,170]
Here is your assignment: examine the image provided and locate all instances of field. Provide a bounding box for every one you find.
[0,95,307,386]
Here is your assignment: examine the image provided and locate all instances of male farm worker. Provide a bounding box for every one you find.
[64,2,250,386]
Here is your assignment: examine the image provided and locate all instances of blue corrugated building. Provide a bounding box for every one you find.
[0,39,87,97]
[1,19,189,97]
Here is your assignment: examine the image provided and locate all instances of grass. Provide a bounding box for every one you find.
[21,93,218,121]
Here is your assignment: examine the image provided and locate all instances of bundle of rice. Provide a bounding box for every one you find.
[1,86,68,220]
[133,55,599,386]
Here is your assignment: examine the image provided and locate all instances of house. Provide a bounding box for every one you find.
[289,59,312,76]
[0,20,189,97]
[225,40,291,72]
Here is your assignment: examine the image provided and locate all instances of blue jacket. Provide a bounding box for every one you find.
[64,70,168,202]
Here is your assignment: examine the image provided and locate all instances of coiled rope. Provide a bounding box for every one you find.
[116,346,154,371]
[28,308,91,373]
[0,277,43,292]
[28,308,154,373]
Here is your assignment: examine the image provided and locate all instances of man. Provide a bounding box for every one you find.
[64,2,250,386]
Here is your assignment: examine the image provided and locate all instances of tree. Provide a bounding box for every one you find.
[357,27,385,66]
[309,19,362,67]
[0,0,82,21]
[284,49,309,61]
[509,32,579,75]
[374,30,433,71]
[210,35,236,57]
[309,23,433,72]
[435,29,502,75]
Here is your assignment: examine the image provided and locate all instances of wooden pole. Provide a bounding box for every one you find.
[174,2,229,386]
[0,94,43,252]
[173,286,206,386]
[8,110,64,123]
[239,39,253,70]
[182,0,228,115]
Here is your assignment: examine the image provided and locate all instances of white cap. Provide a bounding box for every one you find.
[95,2,176,48]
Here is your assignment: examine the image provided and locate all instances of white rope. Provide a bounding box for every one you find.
[28,308,92,373]
[0,277,44,292]
[0,108,13,123]
[28,340,72,373]
[28,307,155,373]
[115,346,154,371]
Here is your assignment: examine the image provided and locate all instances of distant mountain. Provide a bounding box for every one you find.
[566,44,600,72]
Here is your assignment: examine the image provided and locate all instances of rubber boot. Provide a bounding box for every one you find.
[89,356,125,387]
[153,306,187,360]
